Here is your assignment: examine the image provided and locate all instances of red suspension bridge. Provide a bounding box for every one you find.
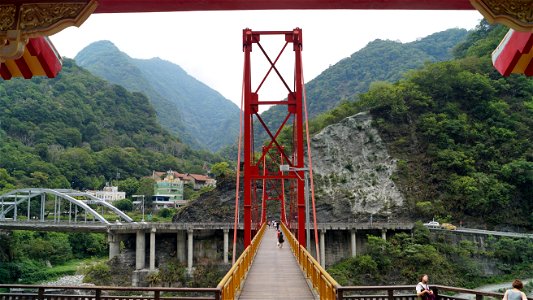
[1,1,533,299]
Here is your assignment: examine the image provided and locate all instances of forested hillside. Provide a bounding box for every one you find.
[258,28,468,145]
[0,59,221,192]
[75,41,240,151]
[304,22,532,229]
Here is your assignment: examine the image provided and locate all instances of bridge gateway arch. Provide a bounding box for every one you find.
[0,0,532,78]
[0,188,133,224]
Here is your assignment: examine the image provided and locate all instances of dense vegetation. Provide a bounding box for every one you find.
[84,258,228,288]
[299,22,532,229]
[257,28,468,146]
[0,59,222,192]
[75,41,240,151]
[0,231,107,283]
[328,223,533,287]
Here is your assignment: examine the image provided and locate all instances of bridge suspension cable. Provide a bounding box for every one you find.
[302,58,321,262]
[232,51,246,264]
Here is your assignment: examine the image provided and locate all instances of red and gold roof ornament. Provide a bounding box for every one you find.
[492,29,533,76]
[1,36,62,79]
[469,0,533,77]
[0,0,97,79]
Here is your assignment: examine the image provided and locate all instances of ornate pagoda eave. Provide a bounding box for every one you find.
[93,0,475,13]
[1,0,97,60]
[470,0,533,32]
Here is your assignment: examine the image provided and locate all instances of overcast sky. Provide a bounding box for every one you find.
[50,10,484,108]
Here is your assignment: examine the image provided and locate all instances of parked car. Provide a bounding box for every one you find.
[423,220,440,228]
[441,223,457,230]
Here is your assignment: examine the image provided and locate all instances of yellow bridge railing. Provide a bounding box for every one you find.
[281,222,340,300]
[217,223,266,300]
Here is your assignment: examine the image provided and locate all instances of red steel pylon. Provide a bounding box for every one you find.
[242,28,306,247]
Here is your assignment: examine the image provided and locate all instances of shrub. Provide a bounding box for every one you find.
[83,262,111,285]
[114,199,134,211]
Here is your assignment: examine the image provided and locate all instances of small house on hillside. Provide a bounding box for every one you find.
[152,170,216,190]
[186,173,217,190]
[86,185,126,202]
[151,170,185,208]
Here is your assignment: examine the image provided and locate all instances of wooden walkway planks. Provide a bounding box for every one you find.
[238,227,316,300]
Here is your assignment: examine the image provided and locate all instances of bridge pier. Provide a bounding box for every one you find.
[223,229,229,264]
[108,232,121,260]
[351,229,357,257]
[136,230,145,270]
[150,228,156,270]
[187,229,193,272]
[381,229,387,241]
[176,230,186,263]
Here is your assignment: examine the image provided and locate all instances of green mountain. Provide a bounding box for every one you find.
[75,41,240,152]
[0,59,221,192]
[258,28,469,144]
[305,22,532,229]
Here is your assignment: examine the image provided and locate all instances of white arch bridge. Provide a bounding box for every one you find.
[0,188,133,225]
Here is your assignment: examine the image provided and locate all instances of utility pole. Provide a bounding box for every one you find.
[132,195,145,222]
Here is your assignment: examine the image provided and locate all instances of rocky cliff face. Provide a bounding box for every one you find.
[175,112,407,223]
[311,112,405,222]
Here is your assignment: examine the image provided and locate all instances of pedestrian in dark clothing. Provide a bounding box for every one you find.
[277,230,284,248]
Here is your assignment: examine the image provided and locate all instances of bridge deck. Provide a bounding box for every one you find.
[239,227,315,300]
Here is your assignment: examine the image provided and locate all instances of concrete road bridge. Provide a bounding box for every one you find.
[0,223,532,300]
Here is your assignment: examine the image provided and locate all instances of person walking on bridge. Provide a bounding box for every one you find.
[277,229,284,248]
[502,279,528,300]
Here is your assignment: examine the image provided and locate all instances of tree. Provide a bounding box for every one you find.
[210,161,232,178]
[136,177,155,209]
[117,177,140,197]
[114,199,134,212]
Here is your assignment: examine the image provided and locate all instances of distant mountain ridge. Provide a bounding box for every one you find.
[75,41,239,152]
[0,59,220,191]
[258,28,469,144]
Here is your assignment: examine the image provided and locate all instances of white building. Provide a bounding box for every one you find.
[86,186,126,202]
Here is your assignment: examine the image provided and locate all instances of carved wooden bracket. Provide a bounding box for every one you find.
[470,0,533,31]
[0,1,97,61]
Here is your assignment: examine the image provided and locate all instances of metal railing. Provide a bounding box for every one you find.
[0,285,220,300]
[3,224,532,300]
[336,285,533,300]
[2,278,532,300]
[281,222,340,300]
[217,223,266,300]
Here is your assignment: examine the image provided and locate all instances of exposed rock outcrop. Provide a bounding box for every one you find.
[175,112,406,223]
[311,112,405,222]
[174,178,242,223]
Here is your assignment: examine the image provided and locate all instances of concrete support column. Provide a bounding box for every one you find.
[108,232,120,260]
[176,230,186,263]
[319,229,326,267]
[351,230,357,257]
[187,229,194,272]
[135,230,145,270]
[223,229,229,264]
[149,227,156,271]
[381,229,387,241]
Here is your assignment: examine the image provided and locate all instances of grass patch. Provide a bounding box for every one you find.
[19,257,106,284]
